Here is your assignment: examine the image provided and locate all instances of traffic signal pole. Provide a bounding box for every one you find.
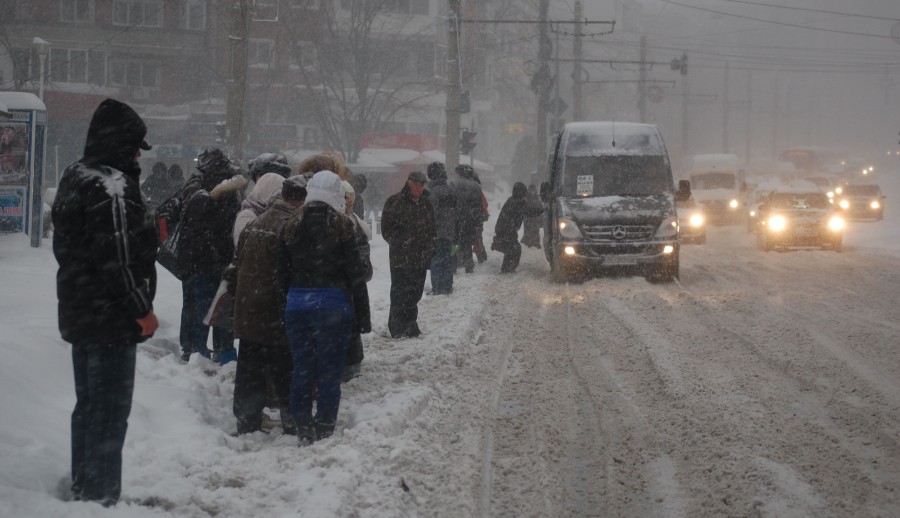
[445,0,461,172]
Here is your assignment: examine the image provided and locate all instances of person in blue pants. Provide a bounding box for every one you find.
[280,170,370,444]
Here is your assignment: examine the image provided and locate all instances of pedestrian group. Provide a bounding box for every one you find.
[50,98,543,506]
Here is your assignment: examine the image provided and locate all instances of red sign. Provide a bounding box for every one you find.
[361,134,440,152]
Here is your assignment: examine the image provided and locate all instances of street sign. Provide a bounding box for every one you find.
[548,96,568,117]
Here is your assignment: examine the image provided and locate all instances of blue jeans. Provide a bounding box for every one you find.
[71,343,136,506]
[284,288,352,428]
[430,239,454,294]
[180,274,234,357]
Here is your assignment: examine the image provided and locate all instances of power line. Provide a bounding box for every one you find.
[715,0,899,22]
[659,0,896,40]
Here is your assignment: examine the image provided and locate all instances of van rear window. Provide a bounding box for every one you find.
[564,125,666,155]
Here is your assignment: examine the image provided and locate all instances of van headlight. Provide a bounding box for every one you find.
[839,199,849,209]
[557,218,583,239]
[688,213,704,227]
[729,199,739,209]
[827,215,845,231]
[656,216,678,238]
[767,214,787,232]
[871,200,880,209]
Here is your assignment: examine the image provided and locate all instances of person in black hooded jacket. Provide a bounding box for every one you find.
[492,182,545,274]
[52,98,159,506]
[177,147,247,364]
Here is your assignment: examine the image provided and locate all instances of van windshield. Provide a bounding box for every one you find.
[561,155,672,197]
[690,172,736,190]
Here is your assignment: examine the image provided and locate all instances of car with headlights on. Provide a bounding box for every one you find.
[837,184,885,221]
[755,190,845,252]
[677,197,706,244]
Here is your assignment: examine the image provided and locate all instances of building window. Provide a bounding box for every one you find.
[179,0,206,30]
[113,0,163,28]
[109,60,160,87]
[14,0,34,19]
[60,0,93,22]
[50,48,87,84]
[341,0,428,15]
[248,39,275,69]
[252,0,278,21]
[290,0,320,9]
[289,42,317,70]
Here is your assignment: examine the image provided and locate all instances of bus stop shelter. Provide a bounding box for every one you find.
[0,92,47,247]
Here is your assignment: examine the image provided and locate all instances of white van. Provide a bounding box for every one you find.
[689,153,746,224]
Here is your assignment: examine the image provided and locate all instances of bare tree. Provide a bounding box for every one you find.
[283,0,441,163]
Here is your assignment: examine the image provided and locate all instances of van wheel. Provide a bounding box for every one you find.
[550,251,570,283]
[647,258,679,284]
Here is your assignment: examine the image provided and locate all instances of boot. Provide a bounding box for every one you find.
[216,348,237,366]
[296,423,316,446]
[314,421,335,441]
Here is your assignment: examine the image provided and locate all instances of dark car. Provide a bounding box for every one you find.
[837,184,885,221]
[755,190,845,252]
[540,122,691,283]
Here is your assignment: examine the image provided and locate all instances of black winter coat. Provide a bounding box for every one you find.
[381,185,436,270]
[280,202,371,333]
[493,194,545,250]
[179,170,245,277]
[426,177,457,242]
[52,99,157,346]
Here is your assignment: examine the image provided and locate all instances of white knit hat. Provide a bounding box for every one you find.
[304,170,345,212]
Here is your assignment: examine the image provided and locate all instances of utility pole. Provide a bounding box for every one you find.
[572,1,583,121]
[534,0,551,167]
[771,72,779,161]
[226,0,250,163]
[744,70,752,164]
[638,36,647,122]
[722,62,730,152]
[446,0,461,172]
[682,65,690,158]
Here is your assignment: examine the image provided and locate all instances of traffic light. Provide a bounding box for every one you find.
[459,90,470,113]
[670,53,688,76]
[460,129,477,155]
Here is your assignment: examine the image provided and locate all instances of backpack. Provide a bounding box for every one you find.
[154,181,196,245]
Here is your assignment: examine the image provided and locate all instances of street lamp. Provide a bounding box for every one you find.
[32,37,50,101]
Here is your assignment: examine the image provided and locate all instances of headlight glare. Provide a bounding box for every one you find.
[827,215,845,231]
[768,214,787,232]
[689,213,704,227]
[839,199,849,209]
[729,199,739,209]
[871,200,880,209]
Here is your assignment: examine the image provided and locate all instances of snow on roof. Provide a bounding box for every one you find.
[0,91,46,111]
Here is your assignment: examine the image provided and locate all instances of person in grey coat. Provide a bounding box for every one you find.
[426,162,458,294]
[451,164,484,273]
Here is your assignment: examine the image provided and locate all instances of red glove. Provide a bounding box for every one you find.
[137,312,159,336]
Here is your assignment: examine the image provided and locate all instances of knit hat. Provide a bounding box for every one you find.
[341,180,355,202]
[426,162,446,181]
[304,170,345,212]
[282,174,308,201]
[247,172,285,208]
[407,171,427,184]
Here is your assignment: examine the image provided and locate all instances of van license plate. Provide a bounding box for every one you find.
[604,256,637,265]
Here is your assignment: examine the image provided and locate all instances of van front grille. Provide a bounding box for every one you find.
[581,224,656,241]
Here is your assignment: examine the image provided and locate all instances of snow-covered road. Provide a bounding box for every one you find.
[2,172,899,517]
[475,228,900,517]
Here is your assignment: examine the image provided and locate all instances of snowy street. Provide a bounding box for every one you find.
[1,173,899,517]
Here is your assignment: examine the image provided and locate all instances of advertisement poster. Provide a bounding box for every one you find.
[0,187,26,233]
[0,124,29,186]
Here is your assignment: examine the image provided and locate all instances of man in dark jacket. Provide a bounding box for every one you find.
[230,176,307,435]
[451,164,484,273]
[492,182,545,273]
[381,171,436,337]
[425,162,457,295]
[52,98,159,506]
[140,161,168,209]
[178,147,247,364]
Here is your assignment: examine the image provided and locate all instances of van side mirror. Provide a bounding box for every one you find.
[675,179,691,202]
[539,182,552,203]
